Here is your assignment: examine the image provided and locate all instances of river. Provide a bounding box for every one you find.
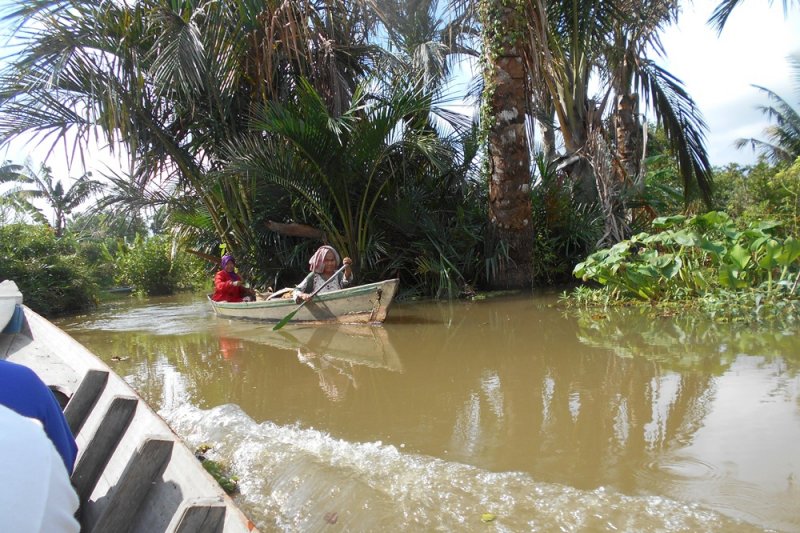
[55,291,800,532]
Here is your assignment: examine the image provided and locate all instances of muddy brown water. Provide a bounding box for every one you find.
[56,292,800,532]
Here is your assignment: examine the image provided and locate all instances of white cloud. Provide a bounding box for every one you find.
[659,0,800,165]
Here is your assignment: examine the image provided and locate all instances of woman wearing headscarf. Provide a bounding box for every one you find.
[293,245,353,303]
[211,254,254,302]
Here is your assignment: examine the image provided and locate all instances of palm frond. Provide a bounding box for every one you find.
[636,59,713,205]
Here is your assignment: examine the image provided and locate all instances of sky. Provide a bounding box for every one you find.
[2,0,799,184]
[659,0,800,166]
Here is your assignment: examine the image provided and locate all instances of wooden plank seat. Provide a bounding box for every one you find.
[71,396,138,506]
[64,369,109,436]
[173,499,227,533]
[5,302,257,532]
[88,438,174,533]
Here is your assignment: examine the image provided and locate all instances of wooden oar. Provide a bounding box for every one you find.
[272,264,347,331]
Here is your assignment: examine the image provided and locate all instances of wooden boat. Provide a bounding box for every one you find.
[209,279,399,324]
[0,281,258,533]
[0,280,23,332]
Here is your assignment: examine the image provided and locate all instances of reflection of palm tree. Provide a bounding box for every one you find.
[422,302,721,490]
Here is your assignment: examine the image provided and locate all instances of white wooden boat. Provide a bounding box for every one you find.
[0,279,22,332]
[0,281,258,533]
[209,279,399,324]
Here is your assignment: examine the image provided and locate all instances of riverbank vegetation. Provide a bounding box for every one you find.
[0,0,797,318]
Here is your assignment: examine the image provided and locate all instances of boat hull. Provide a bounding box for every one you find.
[209,279,399,324]
[1,303,257,532]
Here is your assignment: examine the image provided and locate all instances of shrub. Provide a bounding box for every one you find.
[115,234,208,295]
[0,224,97,316]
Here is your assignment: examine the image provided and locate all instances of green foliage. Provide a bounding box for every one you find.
[68,210,151,289]
[114,234,207,296]
[572,212,800,321]
[714,158,800,235]
[194,444,238,494]
[0,224,96,316]
[529,155,603,284]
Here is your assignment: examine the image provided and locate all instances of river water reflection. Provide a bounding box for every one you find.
[56,292,800,532]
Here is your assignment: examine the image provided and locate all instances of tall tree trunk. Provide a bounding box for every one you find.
[482,0,534,289]
[614,92,642,183]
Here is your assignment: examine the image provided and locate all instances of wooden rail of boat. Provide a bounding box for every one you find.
[0,305,258,533]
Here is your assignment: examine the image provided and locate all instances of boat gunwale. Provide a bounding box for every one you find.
[209,279,398,310]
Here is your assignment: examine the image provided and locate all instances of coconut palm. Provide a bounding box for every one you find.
[1,162,104,236]
[709,0,799,33]
[734,54,800,164]
[0,0,380,260]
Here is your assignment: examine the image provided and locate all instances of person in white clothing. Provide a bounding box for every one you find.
[0,403,80,533]
[293,245,354,303]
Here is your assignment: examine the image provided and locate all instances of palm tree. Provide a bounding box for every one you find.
[1,162,104,236]
[708,0,799,33]
[222,78,451,273]
[734,54,800,164]
[0,0,380,260]
[478,0,536,288]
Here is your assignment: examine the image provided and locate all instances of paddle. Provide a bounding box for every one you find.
[272,264,348,331]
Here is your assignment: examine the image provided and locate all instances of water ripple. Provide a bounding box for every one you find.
[163,403,767,533]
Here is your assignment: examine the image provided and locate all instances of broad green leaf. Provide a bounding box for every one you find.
[693,211,729,227]
[726,245,751,270]
[719,266,747,289]
[692,270,708,290]
[697,238,725,258]
[652,215,686,230]
[752,219,783,232]
[661,256,682,279]
[671,229,699,247]
[776,237,800,267]
[756,240,780,269]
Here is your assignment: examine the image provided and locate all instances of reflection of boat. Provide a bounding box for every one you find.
[216,322,403,372]
[209,279,399,325]
[0,281,256,532]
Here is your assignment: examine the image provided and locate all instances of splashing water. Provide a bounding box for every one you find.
[162,404,762,533]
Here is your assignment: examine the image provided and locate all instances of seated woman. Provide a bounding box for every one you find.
[211,254,255,302]
[293,245,353,303]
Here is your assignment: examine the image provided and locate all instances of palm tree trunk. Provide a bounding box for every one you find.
[614,92,642,183]
[482,0,534,289]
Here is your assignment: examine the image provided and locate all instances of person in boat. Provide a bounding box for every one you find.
[0,404,80,533]
[211,254,255,302]
[0,358,78,473]
[293,245,354,303]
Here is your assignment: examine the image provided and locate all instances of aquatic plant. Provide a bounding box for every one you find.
[570,211,800,321]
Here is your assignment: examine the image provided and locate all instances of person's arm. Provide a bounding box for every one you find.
[215,271,240,290]
[293,273,315,303]
[340,257,354,287]
[0,360,77,473]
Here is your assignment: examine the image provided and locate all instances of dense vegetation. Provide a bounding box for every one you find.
[570,159,800,322]
[0,0,797,317]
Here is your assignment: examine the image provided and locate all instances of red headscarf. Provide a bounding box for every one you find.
[308,245,340,274]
